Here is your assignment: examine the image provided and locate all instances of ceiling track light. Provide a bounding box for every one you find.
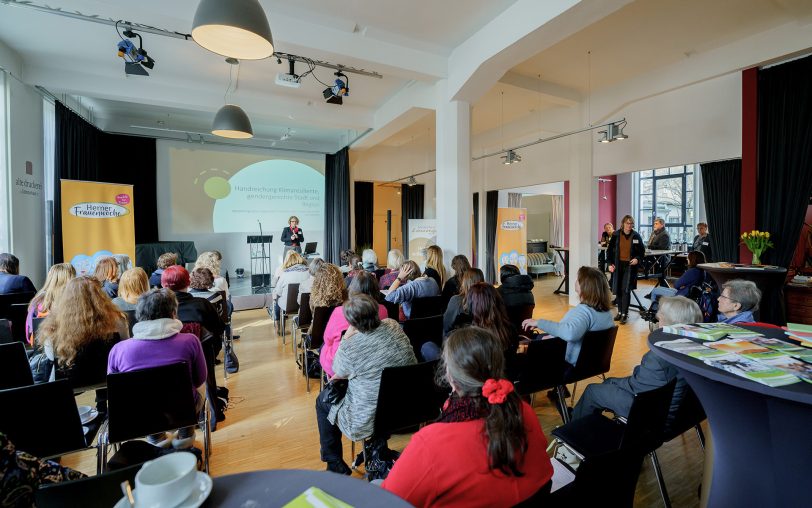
[598,121,629,143]
[501,149,522,165]
[192,0,274,60]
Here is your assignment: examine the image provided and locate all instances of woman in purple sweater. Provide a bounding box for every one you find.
[107,288,207,449]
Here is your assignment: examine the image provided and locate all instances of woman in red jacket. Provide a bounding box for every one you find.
[382,326,553,507]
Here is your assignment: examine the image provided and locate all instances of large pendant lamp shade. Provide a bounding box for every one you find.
[212,104,254,139]
[192,0,274,60]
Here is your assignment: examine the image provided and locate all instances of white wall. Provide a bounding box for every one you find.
[7,76,45,286]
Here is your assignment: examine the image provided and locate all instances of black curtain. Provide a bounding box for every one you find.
[701,160,741,264]
[354,181,374,250]
[324,147,351,263]
[757,54,812,269]
[485,190,498,283]
[54,101,157,263]
[473,192,479,268]
[400,184,424,257]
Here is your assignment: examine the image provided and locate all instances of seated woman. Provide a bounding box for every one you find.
[338,249,356,274]
[571,296,702,425]
[522,266,614,368]
[297,258,325,305]
[38,276,130,411]
[194,251,229,299]
[383,327,554,507]
[150,252,178,287]
[361,249,378,272]
[648,251,707,307]
[424,245,447,289]
[497,264,535,308]
[442,255,471,301]
[108,288,207,449]
[315,294,416,476]
[0,253,36,294]
[384,261,440,319]
[162,266,225,343]
[271,251,310,321]
[188,267,228,322]
[717,279,761,324]
[344,253,365,285]
[310,263,346,311]
[94,257,121,298]
[443,268,484,335]
[378,249,405,290]
[112,267,149,312]
[25,263,75,345]
[321,271,387,378]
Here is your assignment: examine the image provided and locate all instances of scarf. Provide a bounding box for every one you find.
[437,394,488,423]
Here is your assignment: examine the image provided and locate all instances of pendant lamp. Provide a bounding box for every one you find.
[192,0,274,60]
[212,104,253,139]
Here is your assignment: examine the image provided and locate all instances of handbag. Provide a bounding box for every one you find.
[320,379,348,405]
[225,342,239,374]
[29,351,53,384]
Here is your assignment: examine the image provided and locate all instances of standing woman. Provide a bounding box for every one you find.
[606,215,645,324]
[25,263,76,344]
[424,245,447,289]
[281,215,304,255]
[94,257,120,298]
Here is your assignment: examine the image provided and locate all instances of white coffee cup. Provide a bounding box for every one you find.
[77,405,93,422]
[134,452,197,508]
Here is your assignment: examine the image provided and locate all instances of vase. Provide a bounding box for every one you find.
[751,252,761,265]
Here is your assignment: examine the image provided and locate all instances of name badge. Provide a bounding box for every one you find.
[702,242,709,246]
[633,239,640,244]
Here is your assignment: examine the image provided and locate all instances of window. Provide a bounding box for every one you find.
[0,71,8,252]
[634,165,698,244]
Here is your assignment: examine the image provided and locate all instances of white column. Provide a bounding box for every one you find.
[435,80,472,261]
[568,131,597,306]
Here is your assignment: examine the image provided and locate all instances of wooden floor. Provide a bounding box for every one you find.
[66,276,705,507]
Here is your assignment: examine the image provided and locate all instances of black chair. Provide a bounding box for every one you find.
[506,304,535,334]
[409,296,446,319]
[512,337,567,405]
[0,318,13,343]
[649,385,707,508]
[0,379,87,460]
[279,283,301,347]
[402,315,443,360]
[556,326,619,422]
[293,292,313,370]
[303,305,336,393]
[382,300,400,321]
[122,310,137,337]
[0,291,36,319]
[8,302,30,343]
[373,268,386,280]
[549,379,677,507]
[102,362,211,473]
[0,341,34,389]
[35,463,141,508]
[55,336,122,393]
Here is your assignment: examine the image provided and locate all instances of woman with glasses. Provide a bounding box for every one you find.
[717,279,761,324]
[606,215,645,324]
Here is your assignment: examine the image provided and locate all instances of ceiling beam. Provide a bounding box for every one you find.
[497,71,580,107]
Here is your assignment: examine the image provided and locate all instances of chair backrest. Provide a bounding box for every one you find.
[308,306,336,350]
[506,304,535,329]
[0,379,86,458]
[285,283,300,314]
[122,310,137,336]
[0,318,12,344]
[662,384,706,441]
[409,296,446,319]
[564,326,618,384]
[54,335,121,391]
[513,338,568,395]
[298,292,313,329]
[0,291,36,319]
[621,378,678,453]
[0,341,34,390]
[402,315,443,359]
[31,316,46,335]
[35,463,142,508]
[106,362,197,443]
[373,268,386,280]
[382,300,400,321]
[8,303,30,342]
[374,360,447,436]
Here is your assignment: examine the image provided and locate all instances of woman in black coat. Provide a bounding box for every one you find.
[281,215,304,254]
[606,215,645,324]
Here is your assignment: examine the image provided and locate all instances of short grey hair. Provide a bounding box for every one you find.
[723,279,761,312]
[342,294,382,333]
[308,257,326,276]
[386,249,405,270]
[654,217,665,226]
[362,249,378,266]
[658,296,702,326]
[136,288,178,322]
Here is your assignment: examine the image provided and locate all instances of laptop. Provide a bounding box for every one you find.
[304,242,318,255]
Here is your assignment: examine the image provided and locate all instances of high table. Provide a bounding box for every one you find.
[627,249,680,313]
[648,327,812,508]
[203,470,413,507]
[552,247,569,295]
[699,262,788,325]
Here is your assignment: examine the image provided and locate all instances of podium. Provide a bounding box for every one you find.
[247,235,273,292]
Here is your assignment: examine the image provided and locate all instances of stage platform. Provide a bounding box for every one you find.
[230,276,274,311]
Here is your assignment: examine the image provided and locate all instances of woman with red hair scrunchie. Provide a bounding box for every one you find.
[383,326,553,507]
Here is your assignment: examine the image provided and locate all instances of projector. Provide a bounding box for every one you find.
[275,73,302,88]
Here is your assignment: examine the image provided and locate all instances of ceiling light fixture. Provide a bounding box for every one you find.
[407,176,418,186]
[192,0,274,60]
[597,121,629,143]
[212,58,253,139]
[501,149,522,165]
[323,72,350,105]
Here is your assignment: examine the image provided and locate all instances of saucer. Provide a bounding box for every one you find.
[114,472,212,508]
[80,409,99,425]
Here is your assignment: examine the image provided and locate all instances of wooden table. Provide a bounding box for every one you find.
[699,263,788,325]
[785,283,812,325]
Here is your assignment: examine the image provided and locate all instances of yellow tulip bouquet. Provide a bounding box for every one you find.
[740,230,774,265]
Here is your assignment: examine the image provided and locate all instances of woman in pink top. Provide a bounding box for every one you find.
[320,271,387,378]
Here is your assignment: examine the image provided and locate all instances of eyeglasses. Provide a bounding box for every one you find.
[718,294,738,304]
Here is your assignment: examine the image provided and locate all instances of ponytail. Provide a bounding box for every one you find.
[482,380,527,476]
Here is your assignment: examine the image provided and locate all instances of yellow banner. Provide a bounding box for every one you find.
[60,180,135,275]
[496,207,528,275]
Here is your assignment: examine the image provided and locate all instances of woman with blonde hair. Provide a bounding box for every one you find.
[194,251,228,298]
[271,250,309,322]
[112,267,150,312]
[442,254,471,300]
[424,245,447,289]
[25,263,76,344]
[310,263,346,309]
[94,257,120,298]
[378,249,405,289]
